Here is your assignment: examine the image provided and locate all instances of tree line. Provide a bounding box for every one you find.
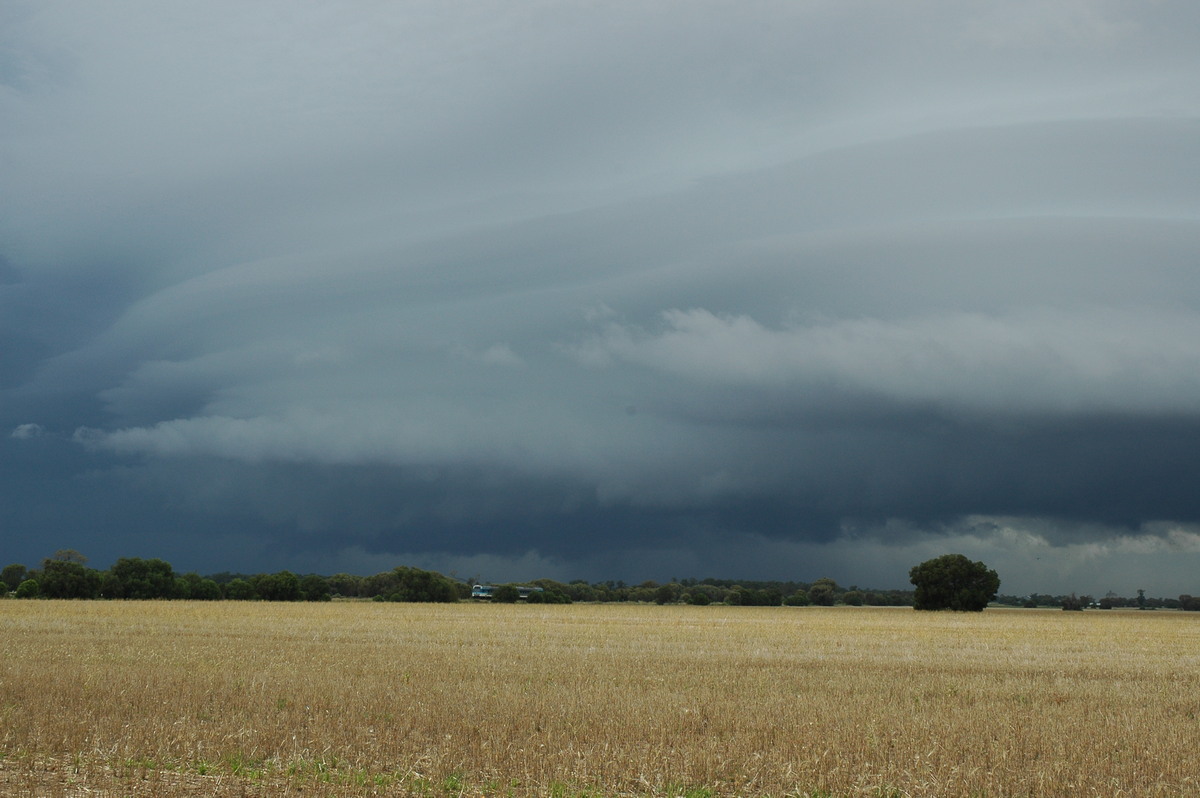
[1,550,919,605]
[0,551,464,603]
[3,550,1194,610]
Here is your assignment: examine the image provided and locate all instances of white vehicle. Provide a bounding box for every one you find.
[471,584,543,599]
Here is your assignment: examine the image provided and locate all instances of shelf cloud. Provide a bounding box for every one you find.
[4,1,1200,594]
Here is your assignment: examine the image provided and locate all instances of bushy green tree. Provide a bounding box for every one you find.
[909,554,1000,612]
[223,578,257,600]
[300,574,332,602]
[807,578,838,606]
[492,585,520,603]
[654,584,679,605]
[39,559,101,599]
[382,566,459,602]
[108,557,177,599]
[566,581,597,602]
[15,579,39,599]
[783,590,810,606]
[1,564,28,592]
[181,574,222,600]
[326,573,364,597]
[252,571,302,601]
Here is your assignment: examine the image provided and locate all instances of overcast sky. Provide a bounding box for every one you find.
[4,1,1200,596]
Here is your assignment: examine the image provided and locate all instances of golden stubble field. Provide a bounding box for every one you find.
[1,601,1198,797]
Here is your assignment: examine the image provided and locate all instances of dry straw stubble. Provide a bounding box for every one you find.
[1,600,1199,796]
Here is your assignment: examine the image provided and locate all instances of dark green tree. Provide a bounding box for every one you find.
[654,584,679,605]
[380,566,459,603]
[300,574,332,602]
[252,571,302,601]
[109,557,177,599]
[909,554,1000,612]
[327,573,364,597]
[807,578,838,606]
[492,585,521,603]
[783,590,810,606]
[223,578,257,600]
[39,559,102,599]
[1,564,28,592]
[177,573,222,600]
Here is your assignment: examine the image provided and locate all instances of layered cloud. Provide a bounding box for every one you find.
[576,305,1200,415]
[3,1,1200,593]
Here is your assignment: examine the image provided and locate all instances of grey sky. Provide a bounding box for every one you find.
[4,1,1200,595]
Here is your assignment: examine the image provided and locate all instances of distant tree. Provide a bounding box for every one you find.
[808,578,838,607]
[566,581,597,602]
[382,566,458,603]
[253,571,302,601]
[223,578,257,600]
[1180,595,1200,612]
[625,586,652,602]
[39,558,101,599]
[326,573,364,598]
[726,587,782,606]
[654,584,679,605]
[109,557,177,599]
[528,579,572,603]
[492,585,520,603]
[100,571,123,598]
[1061,593,1085,611]
[15,579,39,599]
[687,590,712,606]
[52,549,88,565]
[1,564,28,592]
[842,590,864,606]
[182,574,222,600]
[909,554,1000,612]
[783,590,810,607]
[299,574,332,602]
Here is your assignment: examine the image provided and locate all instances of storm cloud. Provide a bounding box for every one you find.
[4,1,1200,595]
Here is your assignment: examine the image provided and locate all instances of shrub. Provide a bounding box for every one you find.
[15,579,39,599]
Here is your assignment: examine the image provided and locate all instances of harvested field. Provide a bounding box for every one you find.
[1,600,1198,796]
